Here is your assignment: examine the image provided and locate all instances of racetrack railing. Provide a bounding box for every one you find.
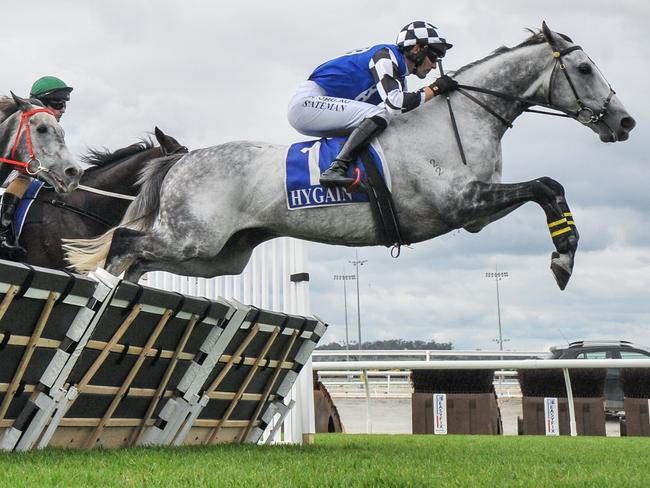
[312,359,650,436]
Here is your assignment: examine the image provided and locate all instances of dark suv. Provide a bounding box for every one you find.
[547,340,650,414]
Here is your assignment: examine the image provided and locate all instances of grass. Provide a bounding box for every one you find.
[1,434,649,487]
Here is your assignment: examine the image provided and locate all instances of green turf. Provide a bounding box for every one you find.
[1,434,649,487]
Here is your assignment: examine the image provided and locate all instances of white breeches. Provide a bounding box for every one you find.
[288,81,389,137]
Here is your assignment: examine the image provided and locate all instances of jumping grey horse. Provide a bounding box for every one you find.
[65,23,636,290]
[1,93,83,193]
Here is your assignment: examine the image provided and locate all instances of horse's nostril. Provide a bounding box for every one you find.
[65,166,82,178]
[621,117,636,130]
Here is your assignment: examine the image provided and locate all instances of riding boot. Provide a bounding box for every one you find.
[319,116,387,188]
[0,193,27,258]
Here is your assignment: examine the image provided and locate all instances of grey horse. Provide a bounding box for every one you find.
[1,93,83,193]
[65,23,635,290]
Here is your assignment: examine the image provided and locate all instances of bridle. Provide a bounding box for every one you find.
[545,45,615,125]
[457,42,615,127]
[444,39,617,165]
[0,108,56,175]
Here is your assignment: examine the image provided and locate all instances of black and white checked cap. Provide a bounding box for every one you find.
[396,21,452,50]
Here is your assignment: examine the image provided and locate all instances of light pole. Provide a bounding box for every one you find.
[485,267,509,351]
[349,250,367,350]
[333,272,355,358]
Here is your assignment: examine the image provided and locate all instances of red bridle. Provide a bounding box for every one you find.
[0,108,56,174]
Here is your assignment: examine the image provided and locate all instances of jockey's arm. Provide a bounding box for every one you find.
[370,48,429,117]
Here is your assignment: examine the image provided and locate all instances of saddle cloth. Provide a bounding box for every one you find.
[284,137,391,210]
[15,180,45,238]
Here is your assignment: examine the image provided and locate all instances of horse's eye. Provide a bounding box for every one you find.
[578,63,592,75]
[36,125,48,134]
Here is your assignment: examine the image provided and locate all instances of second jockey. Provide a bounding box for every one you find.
[0,76,72,257]
[288,21,458,188]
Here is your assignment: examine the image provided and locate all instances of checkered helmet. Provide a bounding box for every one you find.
[396,21,453,57]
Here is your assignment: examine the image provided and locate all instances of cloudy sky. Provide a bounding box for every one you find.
[3,1,648,351]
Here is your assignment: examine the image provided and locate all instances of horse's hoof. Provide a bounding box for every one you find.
[550,251,574,290]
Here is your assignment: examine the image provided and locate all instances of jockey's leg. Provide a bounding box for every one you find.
[288,80,389,187]
[0,174,31,257]
[320,115,387,187]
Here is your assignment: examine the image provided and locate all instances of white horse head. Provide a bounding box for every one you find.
[1,93,83,193]
[539,22,634,142]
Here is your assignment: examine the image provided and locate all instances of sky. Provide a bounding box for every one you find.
[3,0,648,352]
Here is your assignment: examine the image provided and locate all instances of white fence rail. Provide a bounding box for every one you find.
[313,359,650,370]
[313,350,545,359]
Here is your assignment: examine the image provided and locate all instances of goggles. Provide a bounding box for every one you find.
[43,99,66,110]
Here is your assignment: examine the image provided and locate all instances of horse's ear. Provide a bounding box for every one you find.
[155,126,187,154]
[542,21,557,46]
[154,126,165,142]
[10,91,31,112]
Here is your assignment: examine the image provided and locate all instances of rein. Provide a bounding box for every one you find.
[442,41,616,165]
[77,185,136,200]
[0,108,56,175]
[24,186,133,231]
[43,199,117,228]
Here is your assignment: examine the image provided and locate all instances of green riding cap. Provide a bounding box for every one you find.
[30,76,73,101]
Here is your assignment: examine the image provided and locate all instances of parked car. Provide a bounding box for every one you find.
[546,340,650,414]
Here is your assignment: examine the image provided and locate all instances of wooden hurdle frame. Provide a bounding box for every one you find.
[0,241,325,452]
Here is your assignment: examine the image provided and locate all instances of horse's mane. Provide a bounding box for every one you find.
[455,29,574,76]
[82,138,155,168]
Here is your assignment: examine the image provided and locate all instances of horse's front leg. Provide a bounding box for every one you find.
[451,178,579,290]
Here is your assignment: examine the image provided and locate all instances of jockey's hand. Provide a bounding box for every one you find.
[429,75,459,96]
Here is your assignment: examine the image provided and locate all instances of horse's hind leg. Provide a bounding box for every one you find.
[454,178,579,290]
[104,227,168,282]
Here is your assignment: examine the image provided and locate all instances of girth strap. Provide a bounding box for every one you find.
[359,149,405,255]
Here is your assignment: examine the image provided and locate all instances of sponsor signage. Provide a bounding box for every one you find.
[544,397,560,436]
[433,393,447,435]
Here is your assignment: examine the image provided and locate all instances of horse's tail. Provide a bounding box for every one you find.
[62,228,118,273]
[63,154,183,274]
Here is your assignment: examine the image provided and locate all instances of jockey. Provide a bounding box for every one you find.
[288,21,458,188]
[0,76,73,257]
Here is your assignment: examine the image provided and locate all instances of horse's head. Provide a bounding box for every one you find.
[541,22,636,142]
[3,93,83,193]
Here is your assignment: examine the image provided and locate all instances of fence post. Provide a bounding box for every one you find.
[562,368,577,436]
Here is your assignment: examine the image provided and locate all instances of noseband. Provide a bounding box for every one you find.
[0,108,56,175]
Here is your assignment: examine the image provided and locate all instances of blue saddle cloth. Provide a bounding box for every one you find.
[15,180,45,238]
[285,137,389,210]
